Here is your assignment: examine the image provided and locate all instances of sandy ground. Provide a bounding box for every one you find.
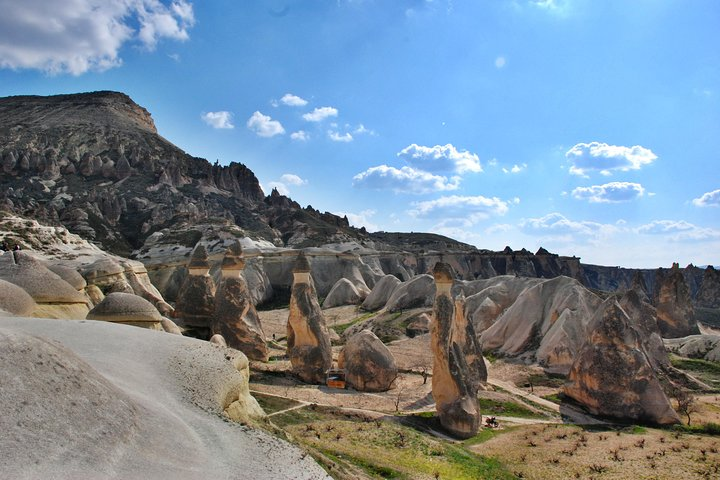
[0,316,330,480]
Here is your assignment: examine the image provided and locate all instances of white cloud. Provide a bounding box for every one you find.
[303,106,338,122]
[398,143,482,174]
[571,182,645,203]
[692,189,720,207]
[0,0,195,75]
[502,163,527,174]
[280,93,308,107]
[336,209,378,232]
[328,131,353,142]
[520,212,620,238]
[266,181,289,196]
[637,220,720,242]
[290,130,309,141]
[409,195,510,225]
[280,174,307,186]
[246,111,285,137]
[352,165,461,194]
[566,142,657,177]
[201,111,234,129]
[495,56,506,69]
[353,124,376,136]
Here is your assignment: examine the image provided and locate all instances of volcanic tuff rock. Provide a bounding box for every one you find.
[454,292,488,390]
[563,299,681,425]
[361,274,402,311]
[665,335,720,363]
[286,253,333,384]
[322,277,366,308]
[212,241,268,361]
[385,274,436,313]
[338,329,398,392]
[86,292,163,329]
[696,266,720,308]
[0,278,36,316]
[174,243,216,336]
[654,263,700,338]
[430,262,481,439]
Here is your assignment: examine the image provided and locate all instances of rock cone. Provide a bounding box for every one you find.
[175,243,215,337]
[655,263,699,338]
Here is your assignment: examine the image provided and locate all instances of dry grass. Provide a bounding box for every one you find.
[472,423,720,479]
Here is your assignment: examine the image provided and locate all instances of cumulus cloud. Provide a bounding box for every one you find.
[566,142,657,177]
[201,111,234,129]
[409,195,510,226]
[637,220,720,242]
[280,174,307,186]
[502,163,527,174]
[520,212,619,238]
[328,131,353,142]
[0,0,195,75]
[303,106,338,122]
[692,189,720,207]
[280,93,308,107]
[495,56,506,69]
[246,111,285,137]
[571,182,645,203]
[290,130,309,141]
[353,124,376,136]
[398,144,482,174]
[352,165,460,194]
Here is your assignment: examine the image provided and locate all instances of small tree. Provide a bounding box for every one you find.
[671,386,698,425]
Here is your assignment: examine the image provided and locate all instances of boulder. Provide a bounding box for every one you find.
[86,292,162,329]
[338,330,397,392]
[287,253,333,384]
[47,264,87,291]
[212,241,268,361]
[385,274,435,313]
[0,252,89,319]
[209,334,228,347]
[563,300,681,425]
[323,278,362,308]
[430,262,480,439]
[655,264,699,338]
[361,274,402,311]
[0,279,36,316]
[405,313,430,337]
[161,318,183,335]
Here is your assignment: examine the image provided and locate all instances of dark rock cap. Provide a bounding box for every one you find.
[221,240,245,270]
[187,243,209,269]
[432,262,453,283]
[292,252,311,273]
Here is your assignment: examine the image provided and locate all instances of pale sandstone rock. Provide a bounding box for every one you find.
[0,279,36,316]
[665,335,720,363]
[161,317,183,335]
[212,241,268,361]
[338,329,397,392]
[210,333,228,347]
[563,299,681,425]
[287,253,332,384]
[385,274,435,313]
[361,274,402,311]
[405,312,430,337]
[431,262,480,439]
[323,278,363,308]
[86,292,162,329]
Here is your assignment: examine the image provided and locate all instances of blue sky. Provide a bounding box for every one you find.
[1,0,718,268]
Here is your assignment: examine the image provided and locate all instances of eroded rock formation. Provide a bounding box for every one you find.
[430,262,480,439]
[286,253,332,384]
[86,292,163,329]
[655,263,699,338]
[174,243,216,337]
[212,241,268,361]
[563,300,680,425]
[338,329,397,392]
[362,274,402,311]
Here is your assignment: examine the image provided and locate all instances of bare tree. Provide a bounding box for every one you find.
[671,386,698,425]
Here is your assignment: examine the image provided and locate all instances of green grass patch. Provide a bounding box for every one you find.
[670,355,720,389]
[253,393,302,414]
[321,450,405,479]
[541,393,563,404]
[331,311,376,335]
[525,373,565,388]
[462,427,509,446]
[672,422,720,436]
[477,398,546,419]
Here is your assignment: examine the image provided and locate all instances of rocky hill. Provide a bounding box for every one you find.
[1,91,718,309]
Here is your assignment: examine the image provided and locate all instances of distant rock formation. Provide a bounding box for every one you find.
[696,266,720,308]
[563,299,680,425]
[174,243,216,337]
[665,335,720,363]
[322,278,364,308]
[430,262,480,439]
[362,274,402,311]
[212,241,268,361]
[655,263,700,338]
[286,253,332,384]
[338,330,398,392]
[385,274,435,313]
[86,292,163,329]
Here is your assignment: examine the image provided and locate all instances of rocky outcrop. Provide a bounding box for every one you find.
[322,278,364,308]
[385,274,435,313]
[405,312,431,337]
[696,266,720,308]
[665,335,720,362]
[86,292,163,329]
[563,300,681,425]
[0,251,89,319]
[618,289,670,370]
[362,274,402,311]
[479,276,603,375]
[0,279,36,316]
[286,253,332,384]
[338,330,398,392]
[655,264,699,338]
[212,241,268,361]
[174,243,216,337]
[454,292,487,390]
[430,262,480,439]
